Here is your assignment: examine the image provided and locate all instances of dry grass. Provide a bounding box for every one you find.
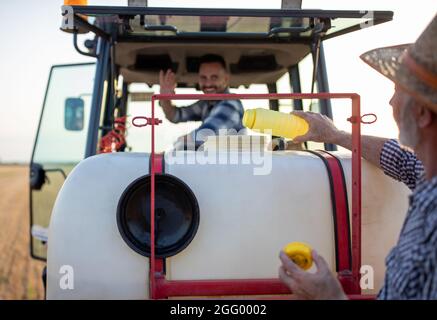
[0,165,45,300]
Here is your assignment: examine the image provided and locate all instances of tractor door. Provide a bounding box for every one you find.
[30,63,95,260]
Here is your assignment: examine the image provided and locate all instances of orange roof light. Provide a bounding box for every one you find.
[64,0,88,5]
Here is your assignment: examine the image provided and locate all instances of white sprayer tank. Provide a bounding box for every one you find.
[47,150,409,299]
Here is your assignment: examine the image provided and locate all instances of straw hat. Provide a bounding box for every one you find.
[360,14,437,113]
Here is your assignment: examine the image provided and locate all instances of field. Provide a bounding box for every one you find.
[0,165,45,300]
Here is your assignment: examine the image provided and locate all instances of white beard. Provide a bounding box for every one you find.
[398,105,420,149]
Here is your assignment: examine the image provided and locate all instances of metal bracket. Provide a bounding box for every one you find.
[73,32,98,58]
[141,23,312,38]
[132,116,162,127]
[61,5,111,39]
[309,18,331,94]
[310,31,322,94]
[268,25,311,36]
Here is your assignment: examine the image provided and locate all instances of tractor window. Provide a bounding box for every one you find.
[30,63,95,260]
[33,64,95,164]
[124,84,272,153]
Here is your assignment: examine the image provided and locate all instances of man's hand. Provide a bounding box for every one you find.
[291,110,388,168]
[278,250,347,300]
[158,69,177,121]
[267,111,344,151]
[291,111,344,145]
[159,69,176,94]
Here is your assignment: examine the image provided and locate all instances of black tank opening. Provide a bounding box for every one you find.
[117,174,200,258]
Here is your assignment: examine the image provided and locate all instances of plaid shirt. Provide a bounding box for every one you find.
[170,88,245,142]
[378,139,437,299]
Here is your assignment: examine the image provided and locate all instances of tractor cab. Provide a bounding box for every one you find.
[29,1,402,300]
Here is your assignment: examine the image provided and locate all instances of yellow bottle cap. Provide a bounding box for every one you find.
[283,242,313,270]
[242,109,256,129]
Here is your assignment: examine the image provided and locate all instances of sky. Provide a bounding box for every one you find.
[0,0,435,163]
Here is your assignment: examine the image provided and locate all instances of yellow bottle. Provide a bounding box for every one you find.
[283,242,313,270]
[243,108,309,140]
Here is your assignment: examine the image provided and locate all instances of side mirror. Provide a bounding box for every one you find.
[30,163,46,190]
[64,97,84,131]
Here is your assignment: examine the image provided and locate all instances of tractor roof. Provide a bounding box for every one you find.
[62,6,393,86]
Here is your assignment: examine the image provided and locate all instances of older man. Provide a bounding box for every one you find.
[159,54,244,149]
[279,15,437,299]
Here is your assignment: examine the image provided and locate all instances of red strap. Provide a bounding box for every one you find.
[149,152,164,175]
[316,150,355,293]
[305,150,353,293]
[317,150,352,272]
[150,153,166,276]
[153,153,164,174]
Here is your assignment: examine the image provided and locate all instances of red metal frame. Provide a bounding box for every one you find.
[148,92,363,299]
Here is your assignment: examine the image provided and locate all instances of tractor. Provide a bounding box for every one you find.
[29,0,408,299]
